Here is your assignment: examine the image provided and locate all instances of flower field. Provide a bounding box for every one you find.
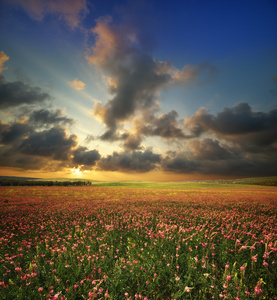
[0,186,277,299]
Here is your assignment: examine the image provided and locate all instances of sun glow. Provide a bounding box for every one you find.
[71,168,83,176]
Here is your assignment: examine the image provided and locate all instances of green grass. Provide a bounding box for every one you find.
[91,177,277,189]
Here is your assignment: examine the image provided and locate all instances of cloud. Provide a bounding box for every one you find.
[72,146,101,169]
[98,149,161,173]
[29,108,74,127]
[172,62,217,86]
[118,109,188,150]
[184,103,277,148]
[7,0,88,29]
[161,139,277,176]
[84,134,94,144]
[19,127,77,161]
[0,121,32,145]
[69,78,86,91]
[139,110,186,139]
[0,75,51,109]
[86,17,216,140]
[0,51,9,73]
[187,138,236,161]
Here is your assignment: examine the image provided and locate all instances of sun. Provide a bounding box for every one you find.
[71,168,83,176]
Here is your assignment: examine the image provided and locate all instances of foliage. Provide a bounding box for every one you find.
[0,186,277,299]
[0,179,92,187]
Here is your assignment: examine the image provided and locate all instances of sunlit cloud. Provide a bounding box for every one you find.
[0,51,9,73]
[69,78,86,91]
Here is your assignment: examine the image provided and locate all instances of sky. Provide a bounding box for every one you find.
[0,0,277,181]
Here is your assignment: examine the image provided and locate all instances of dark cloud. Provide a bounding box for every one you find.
[119,110,187,150]
[161,140,277,176]
[0,150,45,170]
[139,110,186,139]
[29,108,74,127]
[98,149,161,173]
[184,103,277,149]
[187,138,236,161]
[162,152,199,174]
[19,127,77,161]
[0,75,51,109]
[72,146,101,168]
[84,134,95,143]
[0,121,32,144]
[122,133,143,150]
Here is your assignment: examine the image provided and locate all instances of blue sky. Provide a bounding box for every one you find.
[0,0,276,180]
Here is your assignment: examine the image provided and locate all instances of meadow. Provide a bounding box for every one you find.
[0,183,276,299]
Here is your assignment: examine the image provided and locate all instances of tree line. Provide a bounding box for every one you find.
[0,179,92,186]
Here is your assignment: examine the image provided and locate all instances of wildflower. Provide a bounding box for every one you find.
[185,286,191,292]
[245,289,250,295]
[226,275,231,281]
[38,287,44,292]
[88,291,94,298]
[252,254,258,262]
[240,265,245,271]
[254,281,262,295]
[74,283,78,289]
[225,264,229,269]
[124,292,129,297]
[104,290,109,298]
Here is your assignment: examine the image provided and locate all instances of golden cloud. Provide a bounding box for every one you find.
[0,51,9,73]
[69,78,86,91]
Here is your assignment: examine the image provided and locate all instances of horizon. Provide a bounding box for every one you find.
[1,0,277,181]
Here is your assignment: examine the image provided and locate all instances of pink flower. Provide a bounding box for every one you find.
[88,291,94,298]
[254,281,263,295]
[124,292,129,297]
[252,254,258,262]
[185,286,191,292]
[226,275,231,281]
[245,289,250,295]
[38,287,43,292]
[74,283,78,289]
